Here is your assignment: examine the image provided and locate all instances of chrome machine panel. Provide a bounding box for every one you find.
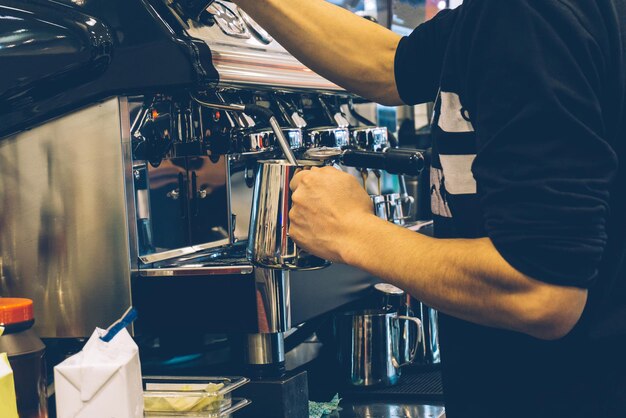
[184,1,343,92]
[0,98,134,338]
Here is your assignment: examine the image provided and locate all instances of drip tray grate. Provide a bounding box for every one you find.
[341,368,443,402]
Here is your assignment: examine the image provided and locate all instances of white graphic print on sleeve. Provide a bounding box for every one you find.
[438,92,474,133]
[439,154,477,195]
[430,167,453,218]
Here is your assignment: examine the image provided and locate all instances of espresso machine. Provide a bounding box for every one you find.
[0,0,428,415]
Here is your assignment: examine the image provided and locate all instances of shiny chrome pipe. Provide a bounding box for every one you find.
[192,95,299,165]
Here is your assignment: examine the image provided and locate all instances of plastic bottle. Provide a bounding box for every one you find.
[0,298,48,418]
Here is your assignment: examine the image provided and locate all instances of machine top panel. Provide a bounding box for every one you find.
[182,1,344,92]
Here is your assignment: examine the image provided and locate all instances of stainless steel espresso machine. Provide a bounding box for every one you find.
[0,0,428,415]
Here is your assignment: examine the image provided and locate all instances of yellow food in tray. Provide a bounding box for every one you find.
[144,383,225,413]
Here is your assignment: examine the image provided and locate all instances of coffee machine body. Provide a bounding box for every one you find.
[0,0,391,342]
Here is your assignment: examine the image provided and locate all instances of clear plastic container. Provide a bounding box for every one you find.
[143,376,250,417]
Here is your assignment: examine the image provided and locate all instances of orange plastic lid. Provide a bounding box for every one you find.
[0,298,34,326]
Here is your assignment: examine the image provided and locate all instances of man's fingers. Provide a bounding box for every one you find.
[291,188,304,205]
[290,168,312,191]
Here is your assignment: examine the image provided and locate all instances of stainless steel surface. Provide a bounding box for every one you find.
[137,153,231,260]
[247,160,330,270]
[140,247,199,264]
[254,268,291,333]
[242,128,304,154]
[373,284,420,366]
[304,147,344,161]
[245,332,285,365]
[238,8,273,44]
[403,176,420,222]
[374,283,406,312]
[0,98,133,338]
[191,96,246,112]
[139,239,233,265]
[138,265,253,277]
[350,127,389,151]
[229,165,255,243]
[285,340,322,372]
[121,98,140,277]
[135,233,293,332]
[398,193,416,224]
[328,401,445,418]
[309,127,351,148]
[415,303,441,365]
[186,1,344,92]
[206,1,249,38]
[372,193,411,225]
[290,263,379,326]
[336,310,422,387]
[268,116,298,166]
[191,96,300,163]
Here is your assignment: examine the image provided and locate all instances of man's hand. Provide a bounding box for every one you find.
[289,166,375,263]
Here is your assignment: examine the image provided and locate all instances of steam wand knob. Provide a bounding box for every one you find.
[173,0,216,21]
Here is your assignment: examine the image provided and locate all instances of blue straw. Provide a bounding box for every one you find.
[100,307,138,343]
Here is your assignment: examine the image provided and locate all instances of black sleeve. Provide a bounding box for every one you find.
[463,0,616,287]
[394,7,461,105]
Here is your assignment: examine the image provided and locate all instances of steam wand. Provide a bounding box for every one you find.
[192,95,299,166]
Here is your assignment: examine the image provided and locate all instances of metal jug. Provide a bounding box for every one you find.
[414,302,441,365]
[247,159,330,270]
[372,283,421,367]
[335,309,422,387]
[371,193,413,225]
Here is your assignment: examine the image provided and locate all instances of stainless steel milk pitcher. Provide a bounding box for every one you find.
[336,309,422,387]
[247,159,330,270]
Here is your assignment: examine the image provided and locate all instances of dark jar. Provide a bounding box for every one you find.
[0,298,48,418]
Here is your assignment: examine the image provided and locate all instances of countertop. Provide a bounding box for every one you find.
[327,400,445,418]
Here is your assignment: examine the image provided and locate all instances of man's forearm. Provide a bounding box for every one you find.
[340,214,588,340]
[233,0,403,105]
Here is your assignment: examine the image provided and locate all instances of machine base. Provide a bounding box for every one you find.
[237,370,309,418]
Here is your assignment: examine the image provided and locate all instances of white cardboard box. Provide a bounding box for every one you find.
[54,328,143,418]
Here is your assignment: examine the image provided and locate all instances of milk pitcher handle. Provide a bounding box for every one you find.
[395,316,422,367]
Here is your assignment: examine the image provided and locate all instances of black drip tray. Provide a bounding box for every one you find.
[341,367,444,403]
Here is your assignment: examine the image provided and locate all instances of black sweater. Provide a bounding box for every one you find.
[394,0,626,416]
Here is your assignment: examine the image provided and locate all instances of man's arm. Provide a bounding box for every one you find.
[289,0,609,342]
[232,0,402,105]
[341,216,588,341]
[289,168,588,341]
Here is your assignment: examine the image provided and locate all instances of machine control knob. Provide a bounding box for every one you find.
[173,0,216,20]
